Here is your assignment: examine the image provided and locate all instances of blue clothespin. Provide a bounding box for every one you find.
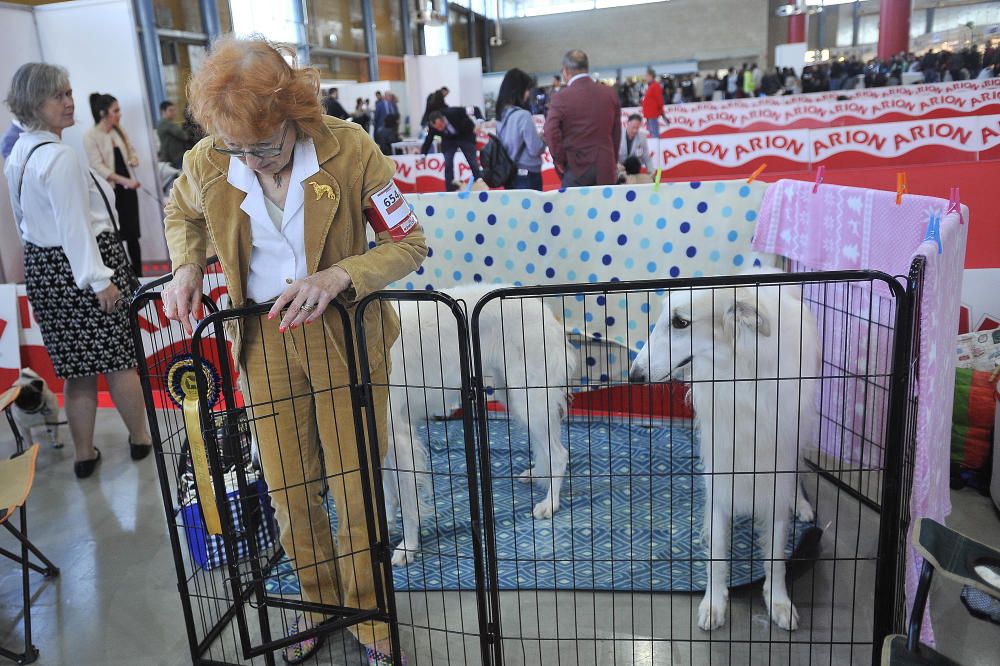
[924,210,942,255]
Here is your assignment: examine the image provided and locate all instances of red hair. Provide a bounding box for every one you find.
[187,35,324,144]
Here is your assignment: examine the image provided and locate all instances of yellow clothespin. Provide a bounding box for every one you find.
[653,166,663,192]
[895,172,908,205]
[747,163,767,184]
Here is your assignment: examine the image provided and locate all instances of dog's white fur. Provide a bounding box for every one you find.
[383,284,576,566]
[11,368,62,449]
[630,269,819,631]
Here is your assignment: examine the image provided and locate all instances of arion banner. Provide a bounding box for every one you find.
[627,78,1000,136]
[644,115,999,176]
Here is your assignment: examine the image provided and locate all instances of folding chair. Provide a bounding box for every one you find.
[0,387,60,665]
[881,517,1000,666]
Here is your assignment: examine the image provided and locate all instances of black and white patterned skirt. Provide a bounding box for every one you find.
[24,231,137,379]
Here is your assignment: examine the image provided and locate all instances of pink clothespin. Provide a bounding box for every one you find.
[947,186,964,224]
[812,166,825,194]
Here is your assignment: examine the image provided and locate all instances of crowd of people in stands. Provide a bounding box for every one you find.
[608,42,1000,106]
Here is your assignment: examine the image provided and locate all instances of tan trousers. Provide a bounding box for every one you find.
[241,313,389,645]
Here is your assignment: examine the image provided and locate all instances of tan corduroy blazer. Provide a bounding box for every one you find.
[164,116,427,369]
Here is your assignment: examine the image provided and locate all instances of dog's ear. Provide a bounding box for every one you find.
[724,300,772,340]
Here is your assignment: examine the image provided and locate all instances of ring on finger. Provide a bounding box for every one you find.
[300,303,317,313]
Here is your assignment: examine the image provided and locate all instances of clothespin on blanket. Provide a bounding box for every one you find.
[895,172,908,205]
[947,187,964,224]
[653,166,663,192]
[746,163,767,184]
[924,210,942,255]
[812,166,825,194]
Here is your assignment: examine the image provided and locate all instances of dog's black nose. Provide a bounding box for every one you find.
[629,368,646,383]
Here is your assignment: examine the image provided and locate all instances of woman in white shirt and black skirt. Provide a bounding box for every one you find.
[84,92,142,276]
[4,63,151,478]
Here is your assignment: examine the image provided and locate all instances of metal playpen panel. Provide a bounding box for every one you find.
[134,264,919,665]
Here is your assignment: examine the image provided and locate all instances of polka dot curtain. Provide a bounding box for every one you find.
[375,181,776,355]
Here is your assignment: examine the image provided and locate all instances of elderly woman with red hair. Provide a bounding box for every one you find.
[161,36,425,665]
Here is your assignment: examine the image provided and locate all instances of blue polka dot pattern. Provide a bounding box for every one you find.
[376,182,771,370]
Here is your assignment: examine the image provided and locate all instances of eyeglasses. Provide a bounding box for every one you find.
[213,123,288,159]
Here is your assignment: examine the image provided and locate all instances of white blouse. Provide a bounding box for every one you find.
[4,130,115,292]
[226,138,320,302]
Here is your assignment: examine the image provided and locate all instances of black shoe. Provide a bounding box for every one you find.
[129,437,152,461]
[74,447,102,479]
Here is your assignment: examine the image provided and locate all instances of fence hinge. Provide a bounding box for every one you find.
[485,622,501,645]
[354,382,370,408]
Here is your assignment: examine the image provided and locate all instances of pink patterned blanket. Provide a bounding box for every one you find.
[752,179,969,643]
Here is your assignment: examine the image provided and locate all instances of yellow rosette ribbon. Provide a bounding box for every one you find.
[167,355,223,535]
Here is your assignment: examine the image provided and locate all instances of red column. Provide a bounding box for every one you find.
[788,14,807,43]
[877,0,911,59]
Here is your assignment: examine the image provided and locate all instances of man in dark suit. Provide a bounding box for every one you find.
[543,50,621,187]
[374,91,399,134]
[321,87,349,119]
[421,107,481,191]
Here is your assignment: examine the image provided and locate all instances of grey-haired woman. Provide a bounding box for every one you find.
[3,63,151,477]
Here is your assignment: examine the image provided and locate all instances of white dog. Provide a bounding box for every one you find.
[629,270,819,631]
[11,368,63,449]
[383,284,576,566]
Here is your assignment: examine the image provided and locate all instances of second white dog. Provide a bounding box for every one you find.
[382,284,576,566]
[630,271,819,631]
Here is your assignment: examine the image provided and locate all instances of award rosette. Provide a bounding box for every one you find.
[166,355,224,535]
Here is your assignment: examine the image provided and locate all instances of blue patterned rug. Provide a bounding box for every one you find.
[264,417,817,594]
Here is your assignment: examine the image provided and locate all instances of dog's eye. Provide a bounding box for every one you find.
[671,314,690,329]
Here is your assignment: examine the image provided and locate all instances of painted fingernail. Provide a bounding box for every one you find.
[268,313,274,320]
[279,326,286,333]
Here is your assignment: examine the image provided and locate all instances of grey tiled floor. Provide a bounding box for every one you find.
[2,411,999,665]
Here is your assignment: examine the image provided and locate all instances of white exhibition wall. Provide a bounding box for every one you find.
[0,4,43,283]
[0,0,166,284]
[457,57,485,113]
[404,53,461,133]
[34,0,167,264]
